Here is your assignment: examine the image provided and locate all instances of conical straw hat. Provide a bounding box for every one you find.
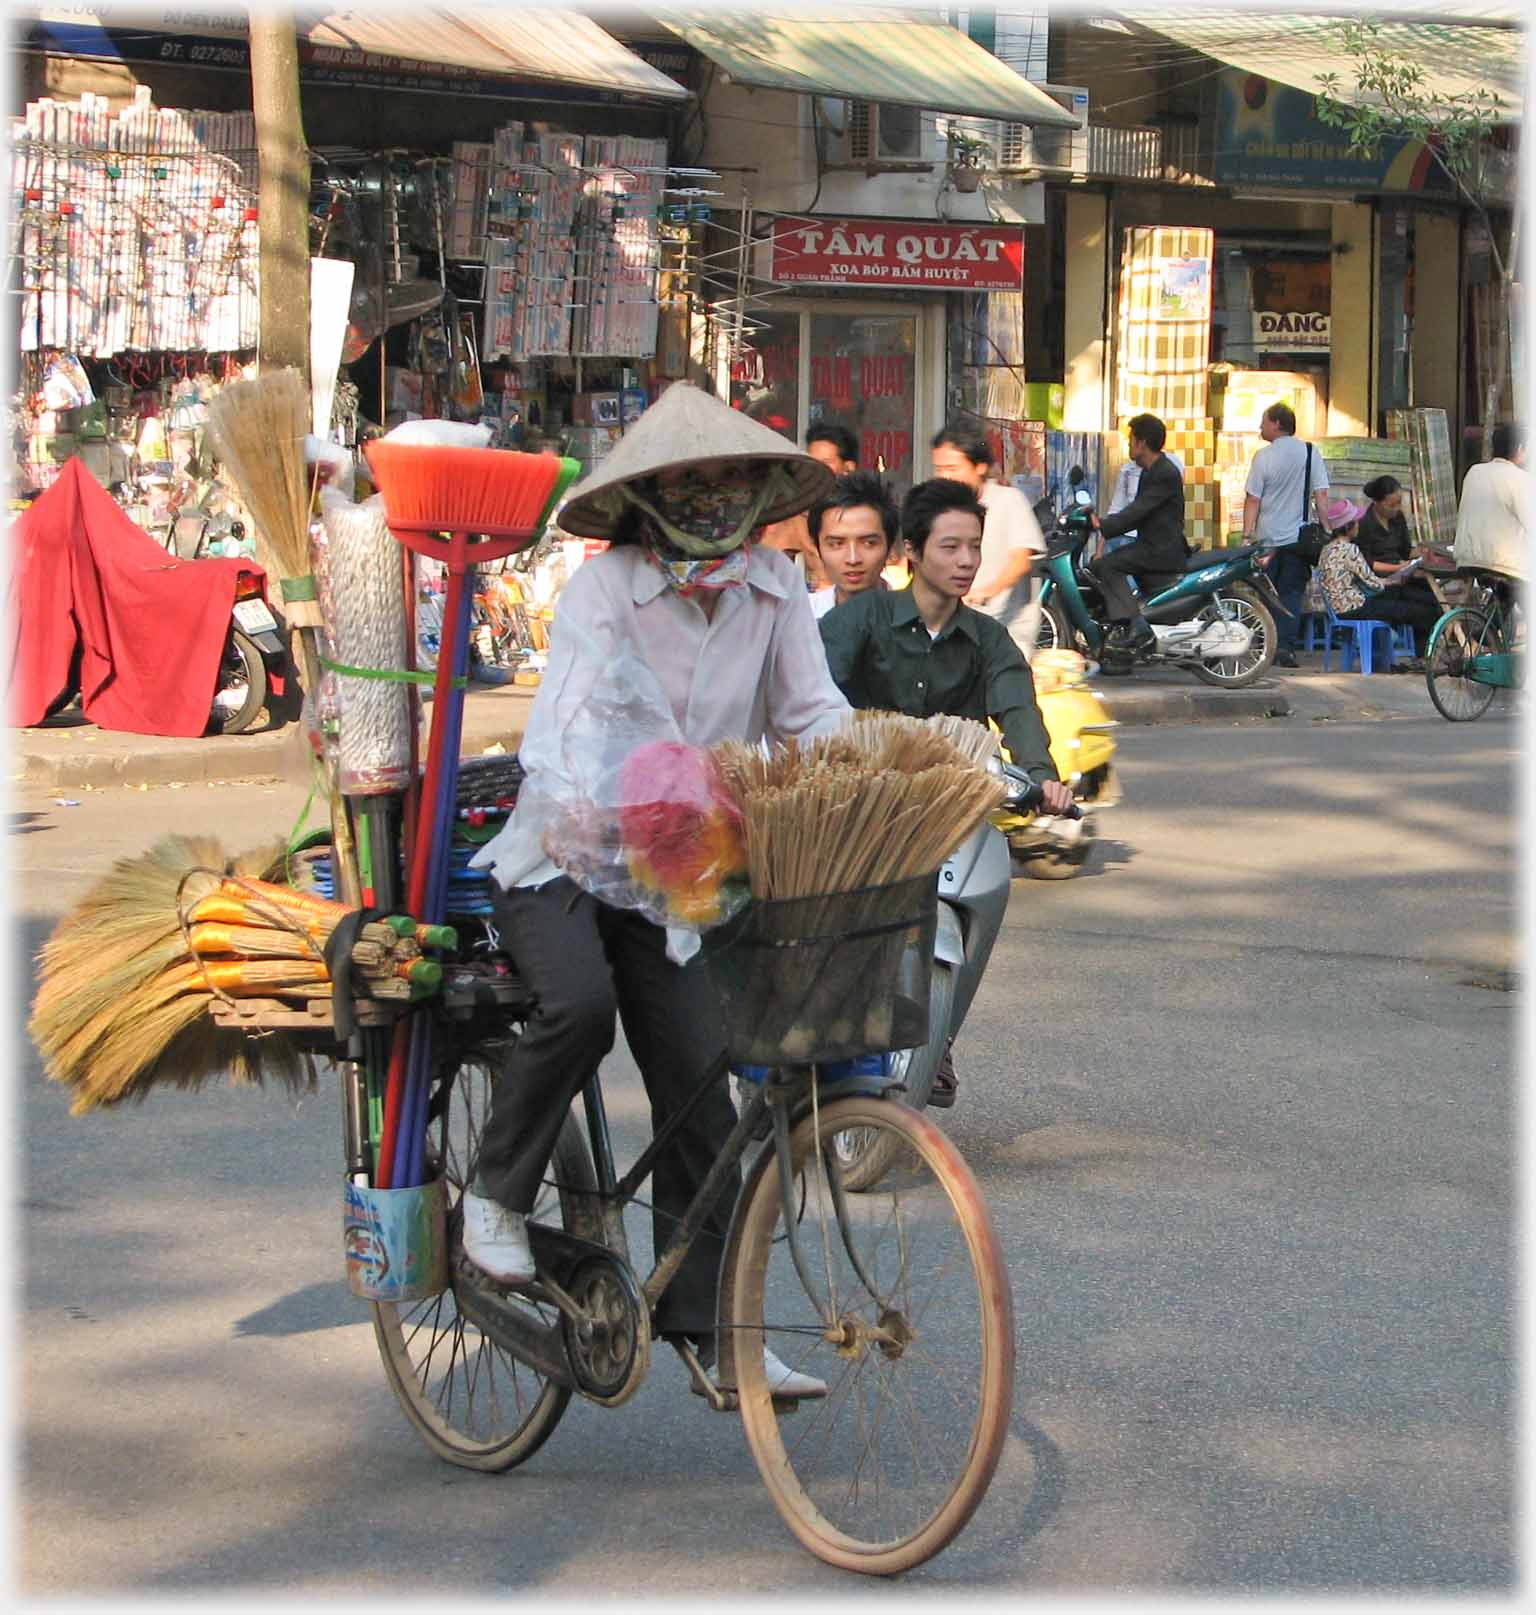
[558,382,833,539]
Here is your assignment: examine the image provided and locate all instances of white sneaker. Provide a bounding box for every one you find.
[744,1346,828,1400]
[694,1345,829,1401]
[460,1190,535,1285]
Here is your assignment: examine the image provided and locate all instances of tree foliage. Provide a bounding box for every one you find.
[1314,19,1518,447]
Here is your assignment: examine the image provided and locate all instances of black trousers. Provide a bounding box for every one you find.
[1338,590,1442,654]
[480,876,739,1338]
[1090,537,1184,623]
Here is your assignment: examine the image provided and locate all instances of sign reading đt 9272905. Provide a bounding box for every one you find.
[767,216,1024,291]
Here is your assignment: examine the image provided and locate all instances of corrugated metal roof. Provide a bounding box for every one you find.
[297,7,690,101]
[653,6,1081,126]
[1121,7,1523,120]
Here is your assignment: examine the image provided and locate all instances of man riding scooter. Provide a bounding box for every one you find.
[1088,412,1189,657]
[819,476,1075,1105]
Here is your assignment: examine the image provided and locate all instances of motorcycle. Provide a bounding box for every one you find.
[42,565,291,735]
[830,769,1075,1190]
[1038,490,1287,688]
[216,574,293,733]
[994,648,1120,879]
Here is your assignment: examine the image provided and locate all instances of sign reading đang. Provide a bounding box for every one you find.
[1255,309,1331,350]
[768,216,1023,290]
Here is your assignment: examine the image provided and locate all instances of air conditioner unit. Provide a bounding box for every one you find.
[834,99,930,164]
[996,84,1090,177]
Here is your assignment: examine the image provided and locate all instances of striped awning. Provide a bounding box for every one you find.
[18,4,691,102]
[654,7,1081,126]
[296,7,690,102]
[1116,6,1523,120]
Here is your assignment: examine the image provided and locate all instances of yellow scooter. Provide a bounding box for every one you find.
[994,649,1120,878]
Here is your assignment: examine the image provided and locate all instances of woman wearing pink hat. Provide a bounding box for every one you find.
[1315,495,1442,665]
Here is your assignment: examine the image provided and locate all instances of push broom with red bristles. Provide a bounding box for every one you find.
[364,443,579,1190]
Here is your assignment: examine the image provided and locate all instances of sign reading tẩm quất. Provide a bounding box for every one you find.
[768,217,1023,290]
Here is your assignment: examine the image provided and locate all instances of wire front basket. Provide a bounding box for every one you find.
[702,874,937,1067]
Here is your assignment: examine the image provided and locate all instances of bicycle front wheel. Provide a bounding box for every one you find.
[724,1098,1014,1575]
[372,1051,598,1471]
[1426,607,1499,721]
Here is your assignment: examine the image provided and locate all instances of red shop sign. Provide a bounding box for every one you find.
[769,216,1023,290]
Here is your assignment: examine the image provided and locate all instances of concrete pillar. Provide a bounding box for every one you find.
[1063,190,1109,434]
[1329,202,1375,437]
[1412,209,1461,421]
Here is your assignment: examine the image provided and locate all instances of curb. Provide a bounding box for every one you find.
[1096,685,1291,726]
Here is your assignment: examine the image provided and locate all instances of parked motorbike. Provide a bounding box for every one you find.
[994,648,1119,879]
[44,568,291,735]
[1038,490,1286,687]
[831,768,1075,1190]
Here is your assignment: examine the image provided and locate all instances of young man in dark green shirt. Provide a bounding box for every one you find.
[817,477,1074,1105]
[818,477,1074,813]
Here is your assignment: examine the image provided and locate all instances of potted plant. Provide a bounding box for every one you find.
[945,126,993,193]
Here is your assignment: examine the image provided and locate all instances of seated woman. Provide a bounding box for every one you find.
[464,383,851,1400]
[1316,496,1442,663]
[1358,474,1441,610]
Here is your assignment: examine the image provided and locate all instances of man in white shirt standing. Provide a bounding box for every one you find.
[1454,422,1528,583]
[1243,401,1331,668]
[930,422,1048,660]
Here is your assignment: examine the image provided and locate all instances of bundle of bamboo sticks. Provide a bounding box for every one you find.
[711,713,1006,901]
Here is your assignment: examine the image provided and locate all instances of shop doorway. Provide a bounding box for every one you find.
[728,300,944,495]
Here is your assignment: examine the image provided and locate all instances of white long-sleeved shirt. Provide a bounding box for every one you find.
[470,543,851,892]
[1454,456,1529,580]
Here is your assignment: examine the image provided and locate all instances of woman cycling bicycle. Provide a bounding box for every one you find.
[463,383,849,1398]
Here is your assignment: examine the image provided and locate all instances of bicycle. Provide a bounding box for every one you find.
[1425,571,1524,722]
[345,885,1016,1577]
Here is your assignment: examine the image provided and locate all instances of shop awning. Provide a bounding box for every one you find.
[652,7,1081,127]
[1111,5,1523,120]
[17,5,691,103]
[295,8,690,102]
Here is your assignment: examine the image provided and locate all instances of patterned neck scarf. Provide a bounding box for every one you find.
[641,533,753,597]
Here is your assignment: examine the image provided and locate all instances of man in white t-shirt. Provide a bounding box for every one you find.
[1243,401,1331,667]
[804,471,899,619]
[930,421,1047,660]
[1454,422,1528,583]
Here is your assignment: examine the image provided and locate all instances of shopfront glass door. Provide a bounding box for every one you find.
[728,302,936,497]
[807,311,919,492]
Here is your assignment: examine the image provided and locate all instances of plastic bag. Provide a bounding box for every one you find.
[517,642,749,956]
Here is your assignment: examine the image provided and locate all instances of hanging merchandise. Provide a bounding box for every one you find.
[11,87,260,357]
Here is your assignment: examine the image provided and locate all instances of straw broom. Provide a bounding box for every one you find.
[205,367,362,907]
[29,834,286,1068]
[31,836,320,1114]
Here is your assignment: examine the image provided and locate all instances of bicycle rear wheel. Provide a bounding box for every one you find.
[723,1098,1013,1575]
[372,1050,598,1471]
[1426,607,1499,721]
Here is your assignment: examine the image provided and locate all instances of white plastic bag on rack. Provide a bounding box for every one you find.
[513,618,748,964]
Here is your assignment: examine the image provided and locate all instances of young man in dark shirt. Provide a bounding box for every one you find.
[819,478,1074,805]
[1088,411,1189,653]
[818,478,1074,1103]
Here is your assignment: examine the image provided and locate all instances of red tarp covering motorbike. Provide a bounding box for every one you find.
[8,456,268,736]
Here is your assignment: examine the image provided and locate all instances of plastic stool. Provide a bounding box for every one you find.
[1300,611,1329,652]
[1322,603,1395,673]
[1390,623,1416,657]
